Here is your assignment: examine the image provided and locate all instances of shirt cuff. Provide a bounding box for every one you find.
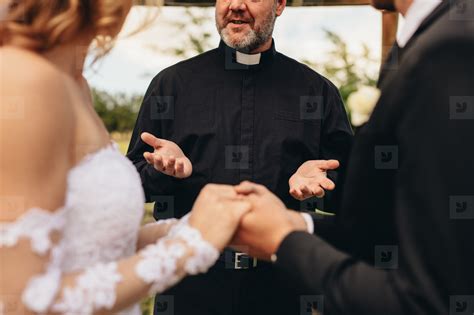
[300,213,314,234]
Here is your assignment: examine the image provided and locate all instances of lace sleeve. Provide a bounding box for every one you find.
[0,208,219,315]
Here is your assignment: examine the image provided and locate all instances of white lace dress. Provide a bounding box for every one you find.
[0,143,219,315]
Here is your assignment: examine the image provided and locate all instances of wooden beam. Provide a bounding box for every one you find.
[381,11,399,63]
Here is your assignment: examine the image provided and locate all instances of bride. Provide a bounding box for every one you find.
[0,1,251,314]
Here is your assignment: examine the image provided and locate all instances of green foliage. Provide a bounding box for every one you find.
[168,8,214,57]
[92,89,143,133]
[147,7,214,59]
[302,29,378,106]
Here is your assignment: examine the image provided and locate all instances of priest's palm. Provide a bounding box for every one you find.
[141,132,193,178]
[289,160,339,200]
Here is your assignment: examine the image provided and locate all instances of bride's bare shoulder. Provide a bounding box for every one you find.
[0,46,75,148]
[1,46,67,87]
[0,46,74,116]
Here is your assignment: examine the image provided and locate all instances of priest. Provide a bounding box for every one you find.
[127,0,353,313]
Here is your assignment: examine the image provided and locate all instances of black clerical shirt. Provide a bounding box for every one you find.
[127,40,353,219]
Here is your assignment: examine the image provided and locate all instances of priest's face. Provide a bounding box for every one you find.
[215,0,286,53]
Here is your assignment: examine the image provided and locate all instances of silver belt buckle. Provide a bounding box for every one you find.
[234,252,257,269]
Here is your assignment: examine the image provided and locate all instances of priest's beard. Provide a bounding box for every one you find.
[217,5,277,53]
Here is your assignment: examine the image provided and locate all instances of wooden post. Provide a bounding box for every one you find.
[381,11,399,63]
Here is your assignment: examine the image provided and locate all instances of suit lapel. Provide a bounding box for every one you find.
[377,42,401,88]
[377,0,452,87]
[403,0,452,51]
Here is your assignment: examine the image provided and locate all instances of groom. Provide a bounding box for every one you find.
[230,0,474,314]
[127,0,352,313]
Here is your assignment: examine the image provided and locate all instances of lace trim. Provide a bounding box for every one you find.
[135,221,219,295]
[21,241,64,312]
[51,262,123,315]
[22,268,62,313]
[0,207,67,255]
[71,141,117,171]
[136,241,187,293]
[168,223,220,275]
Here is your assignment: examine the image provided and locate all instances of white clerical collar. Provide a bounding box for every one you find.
[236,51,261,65]
[397,0,442,48]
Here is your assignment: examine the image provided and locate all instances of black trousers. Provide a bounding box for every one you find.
[154,261,304,315]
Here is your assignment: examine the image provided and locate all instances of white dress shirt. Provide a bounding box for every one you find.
[301,212,315,234]
[397,0,442,48]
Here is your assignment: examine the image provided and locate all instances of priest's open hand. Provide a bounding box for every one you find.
[141,132,193,178]
[231,181,307,260]
[289,159,340,200]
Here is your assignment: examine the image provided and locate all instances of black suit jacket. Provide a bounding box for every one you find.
[276,1,474,314]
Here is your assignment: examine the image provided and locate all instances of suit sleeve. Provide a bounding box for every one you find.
[127,71,179,202]
[275,231,405,315]
[275,39,474,315]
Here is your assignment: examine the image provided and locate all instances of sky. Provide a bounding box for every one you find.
[85,5,403,96]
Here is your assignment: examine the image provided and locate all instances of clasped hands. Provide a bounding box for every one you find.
[188,174,340,261]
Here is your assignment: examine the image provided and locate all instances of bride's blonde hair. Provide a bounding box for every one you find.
[0,0,158,56]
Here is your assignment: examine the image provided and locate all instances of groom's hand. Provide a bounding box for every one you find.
[289,159,339,200]
[231,181,306,260]
[141,132,193,179]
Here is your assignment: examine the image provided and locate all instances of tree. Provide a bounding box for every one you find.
[146,7,214,59]
[92,89,143,133]
[302,29,378,106]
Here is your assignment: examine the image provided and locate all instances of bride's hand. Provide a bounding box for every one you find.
[136,218,179,250]
[188,184,252,251]
[141,132,193,179]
